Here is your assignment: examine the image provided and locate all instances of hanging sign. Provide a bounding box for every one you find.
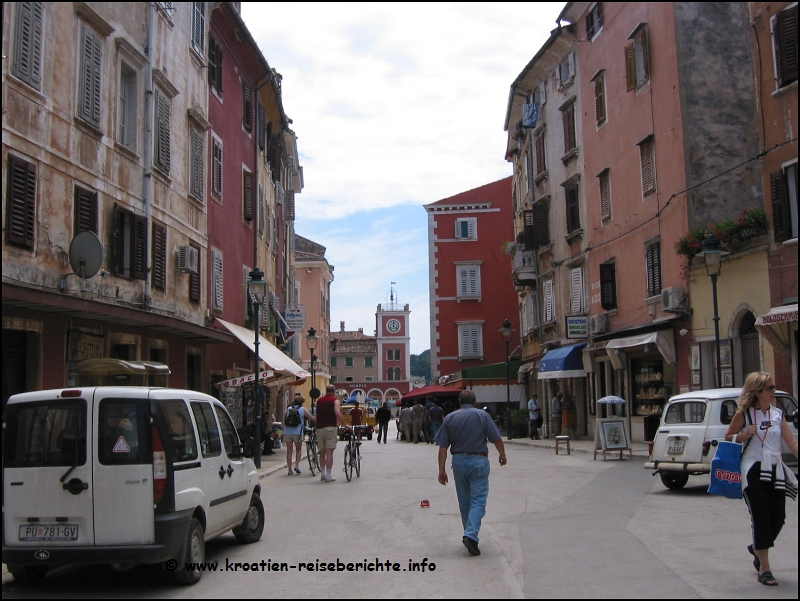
[566,316,589,339]
[216,369,274,389]
[284,307,306,332]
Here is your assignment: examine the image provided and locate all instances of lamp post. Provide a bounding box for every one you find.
[500,319,515,441]
[699,234,728,388]
[306,327,319,401]
[247,267,268,469]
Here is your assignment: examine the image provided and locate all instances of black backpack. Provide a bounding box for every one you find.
[285,406,301,427]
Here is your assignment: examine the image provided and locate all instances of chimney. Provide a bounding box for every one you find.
[340,321,345,332]
[358,328,363,335]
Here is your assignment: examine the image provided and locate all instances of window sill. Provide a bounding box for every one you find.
[152,166,172,184]
[537,244,554,259]
[72,116,104,140]
[5,74,46,102]
[456,296,482,303]
[561,147,579,165]
[189,46,205,69]
[565,229,584,244]
[772,80,797,98]
[534,171,548,185]
[114,142,141,162]
[458,356,485,362]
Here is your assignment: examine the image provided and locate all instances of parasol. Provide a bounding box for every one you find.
[596,395,626,404]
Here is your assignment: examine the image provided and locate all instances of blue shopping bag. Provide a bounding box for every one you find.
[708,441,743,499]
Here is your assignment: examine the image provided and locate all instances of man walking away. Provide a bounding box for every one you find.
[429,402,444,441]
[411,399,425,443]
[315,385,350,482]
[400,403,414,442]
[550,392,563,437]
[435,390,507,556]
[376,401,392,443]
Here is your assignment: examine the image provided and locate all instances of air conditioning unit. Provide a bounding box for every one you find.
[591,313,608,334]
[177,246,199,274]
[661,287,686,312]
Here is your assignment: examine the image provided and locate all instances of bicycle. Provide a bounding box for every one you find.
[303,426,320,476]
[343,425,367,482]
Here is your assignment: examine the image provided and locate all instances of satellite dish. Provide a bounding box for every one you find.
[68,231,103,279]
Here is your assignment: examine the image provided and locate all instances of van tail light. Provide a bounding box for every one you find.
[702,441,712,457]
[648,441,654,457]
[152,426,167,502]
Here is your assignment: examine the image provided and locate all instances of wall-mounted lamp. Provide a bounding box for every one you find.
[679,329,689,337]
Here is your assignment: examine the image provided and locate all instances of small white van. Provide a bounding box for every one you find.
[3,386,264,585]
[644,388,798,490]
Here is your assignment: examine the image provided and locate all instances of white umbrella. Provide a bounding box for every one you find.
[596,395,626,404]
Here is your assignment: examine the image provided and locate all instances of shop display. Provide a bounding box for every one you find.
[632,359,667,416]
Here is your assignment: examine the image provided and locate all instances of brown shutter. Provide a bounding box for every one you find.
[152,222,166,290]
[155,89,171,173]
[258,104,267,151]
[133,214,147,280]
[189,243,201,303]
[770,170,789,243]
[562,105,575,153]
[625,42,636,91]
[566,185,580,233]
[640,138,655,195]
[600,170,611,220]
[74,186,98,234]
[113,204,125,275]
[776,6,798,88]
[6,155,37,249]
[535,131,546,174]
[532,201,549,249]
[594,76,605,124]
[242,83,253,132]
[645,243,661,298]
[600,263,616,310]
[243,170,253,220]
[79,25,102,126]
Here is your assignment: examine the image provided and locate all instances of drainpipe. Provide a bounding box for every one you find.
[143,2,155,310]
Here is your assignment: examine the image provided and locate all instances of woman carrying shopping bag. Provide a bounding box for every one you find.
[724,372,798,586]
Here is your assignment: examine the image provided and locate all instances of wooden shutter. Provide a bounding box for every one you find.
[152,222,166,290]
[535,131,546,174]
[258,104,267,150]
[594,76,606,124]
[258,185,265,235]
[640,138,655,195]
[212,250,224,311]
[243,83,253,132]
[770,170,790,243]
[566,185,580,233]
[79,25,102,126]
[543,279,555,323]
[570,267,583,314]
[155,89,171,173]
[208,36,222,93]
[600,170,611,220]
[640,28,650,83]
[74,186,98,234]
[285,190,295,221]
[532,201,549,249]
[190,126,204,200]
[625,42,636,91]
[775,6,798,88]
[189,244,201,303]
[113,205,126,276]
[14,2,43,88]
[562,104,576,153]
[212,138,223,196]
[600,263,616,310]
[645,242,661,298]
[6,155,37,249]
[133,214,147,280]
[192,2,205,54]
[243,170,253,220]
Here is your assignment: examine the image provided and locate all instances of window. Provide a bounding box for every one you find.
[645,242,661,298]
[345,357,354,367]
[365,376,373,382]
[189,125,204,201]
[534,129,546,175]
[387,349,400,361]
[154,88,171,174]
[13,2,44,90]
[593,72,606,125]
[113,205,146,280]
[163,400,198,463]
[212,136,223,197]
[118,64,137,151]
[211,249,223,311]
[600,262,617,310]
[639,136,656,197]
[586,2,603,39]
[525,149,534,195]
[772,5,798,89]
[458,324,483,358]
[391,367,401,380]
[561,102,576,155]
[191,401,221,457]
[523,202,549,251]
[521,293,539,333]
[625,25,650,91]
[570,267,584,314]
[214,406,241,459]
[243,168,253,221]
[365,356,373,367]
[191,2,205,57]
[664,402,706,424]
[770,163,798,243]
[189,243,201,303]
[565,183,580,233]
[78,24,103,128]
[457,264,481,298]
[74,186,98,235]
[543,279,555,323]
[242,82,253,133]
[331,357,338,367]
[557,52,574,88]
[208,35,222,95]
[151,222,166,290]
[455,218,476,239]
[345,376,354,382]
[331,376,338,383]
[599,169,611,221]
[98,399,148,465]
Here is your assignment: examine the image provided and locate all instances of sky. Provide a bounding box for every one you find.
[243,2,565,354]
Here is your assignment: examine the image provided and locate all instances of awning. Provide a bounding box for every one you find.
[517,362,535,383]
[216,318,310,380]
[538,343,587,380]
[755,304,797,351]
[605,330,675,370]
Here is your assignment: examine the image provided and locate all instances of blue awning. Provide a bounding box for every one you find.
[538,343,587,380]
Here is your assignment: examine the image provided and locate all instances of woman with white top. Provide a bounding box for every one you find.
[725,372,798,587]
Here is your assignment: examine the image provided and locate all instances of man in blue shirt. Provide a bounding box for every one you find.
[435,390,507,556]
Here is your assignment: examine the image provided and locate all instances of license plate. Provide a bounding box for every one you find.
[667,440,685,455]
[19,524,78,541]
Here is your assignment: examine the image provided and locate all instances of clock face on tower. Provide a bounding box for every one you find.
[386,319,401,333]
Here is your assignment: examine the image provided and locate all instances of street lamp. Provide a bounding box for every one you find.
[247,267,268,469]
[500,319,515,441]
[699,234,729,388]
[306,327,319,401]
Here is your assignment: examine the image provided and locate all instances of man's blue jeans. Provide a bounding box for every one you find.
[451,454,490,543]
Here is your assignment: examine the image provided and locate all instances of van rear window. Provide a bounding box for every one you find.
[665,401,706,424]
[3,401,87,468]
[98,399,150,465]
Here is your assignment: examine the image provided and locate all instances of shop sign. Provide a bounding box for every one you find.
[216,369,274,389]
[67,331,104,361]
[565,316,589,339]
[284,307,305,331]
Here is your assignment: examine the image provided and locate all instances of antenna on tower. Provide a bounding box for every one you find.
[385,282,398,310]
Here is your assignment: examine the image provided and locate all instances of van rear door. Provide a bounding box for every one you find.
[3,393,94,548]
[92,389,154,545]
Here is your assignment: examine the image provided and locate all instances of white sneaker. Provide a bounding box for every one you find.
[321,470,326,481]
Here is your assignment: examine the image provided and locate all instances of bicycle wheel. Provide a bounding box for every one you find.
[307,441,318,476]
[344,445,353,482]
[355,447,361,478]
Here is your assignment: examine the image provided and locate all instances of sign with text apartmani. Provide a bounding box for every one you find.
[566,316,589,339]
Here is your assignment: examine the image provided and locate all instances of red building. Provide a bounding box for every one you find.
[426,177,520,383]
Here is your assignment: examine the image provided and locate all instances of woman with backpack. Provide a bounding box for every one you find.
[284,396,315,476]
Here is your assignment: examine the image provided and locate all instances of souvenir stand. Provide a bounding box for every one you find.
[593,395,633,460]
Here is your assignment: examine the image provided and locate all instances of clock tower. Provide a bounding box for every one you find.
[376,285,411,384]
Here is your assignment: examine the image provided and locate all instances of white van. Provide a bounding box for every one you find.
[2,386,264,585]
[644,388,798,490]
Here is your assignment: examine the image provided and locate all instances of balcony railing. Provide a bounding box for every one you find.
[510,244,538,284]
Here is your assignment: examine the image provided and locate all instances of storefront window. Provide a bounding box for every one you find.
[632,357,668,416]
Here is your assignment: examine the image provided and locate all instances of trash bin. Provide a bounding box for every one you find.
[643,414,661,442]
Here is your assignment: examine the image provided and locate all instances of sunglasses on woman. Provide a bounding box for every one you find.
[761,385,776,392]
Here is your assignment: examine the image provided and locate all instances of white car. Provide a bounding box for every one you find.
[644,388,798,490]
[3,386,264,585]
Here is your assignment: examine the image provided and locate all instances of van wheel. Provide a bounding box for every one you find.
[172,518,205,585]
[8,564,48,586]
[367,431,373,440]
[660,472,689,490]
[234,494,265,544]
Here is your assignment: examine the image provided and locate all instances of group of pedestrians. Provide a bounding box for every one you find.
[398,397,444,443]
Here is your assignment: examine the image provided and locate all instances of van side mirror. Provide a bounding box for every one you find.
[791,410,799,430]
[242,437,256,458]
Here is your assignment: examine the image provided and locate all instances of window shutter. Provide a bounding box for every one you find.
[192,2,205,55]
[133,214,147,280]
[6,155,37,249]
[243,83,253,132]
[258,104,266,150]
[212,250,224,311]
[14,2,43,88]
[152,222,166,290]
[645,243,661,298]
[113,205,125,276]
[594,76,606,124]
[79,25,102,126]
[775,7,799,88]
[155,89,171,173]
[264,204,271,248]
[212,138,223,196]
[640,138,655,196]
[535,131,546,174]
[189,244,201,303]
[770,170,790,242]
[566,185,580,233]
[258,184,265,235]
[243,170,253,220]
[533,201,549,249]
[543,279,554,323]
[562,105,576,153]
[208,36,216,87]
[570,267,583,314]
[190,127,204,201]
[74,186,98,234]
[640,28,650,83]
[599,170,611,220]
[600,263,617,310]
[523,209,535,250]
[625,42,636,91]
[285,190,295,221]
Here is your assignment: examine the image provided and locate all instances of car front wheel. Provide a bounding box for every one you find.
[659,472,689,490]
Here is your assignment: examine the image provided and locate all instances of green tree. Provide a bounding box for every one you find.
[410,349,431,384]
